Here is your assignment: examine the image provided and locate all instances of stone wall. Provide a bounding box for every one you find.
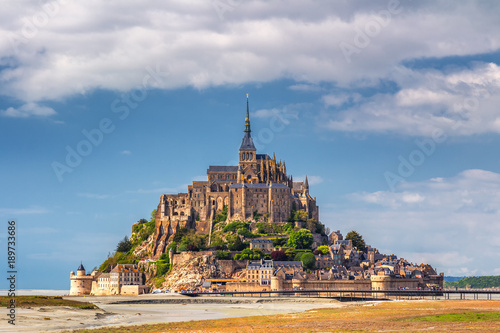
[371,275,420,290]
[226,282,270,292]
[217,260,247,278]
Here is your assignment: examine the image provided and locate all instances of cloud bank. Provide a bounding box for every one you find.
[331,169,500,275]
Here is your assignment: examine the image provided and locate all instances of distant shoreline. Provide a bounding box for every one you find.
[0,289,68,296]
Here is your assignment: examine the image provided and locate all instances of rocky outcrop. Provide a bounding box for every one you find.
[161,255,214,291]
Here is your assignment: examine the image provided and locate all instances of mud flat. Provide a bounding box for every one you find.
[0,294,349,332]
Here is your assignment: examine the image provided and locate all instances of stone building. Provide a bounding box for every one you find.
[246,259,303,286]
[249,238,274,252]
[69,263,94,296]
[153,97,319,257]
[69,263,147,296]
[91,264,146,295]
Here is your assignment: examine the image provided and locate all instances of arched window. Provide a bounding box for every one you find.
[250,153,253,160]
[242,153,245,160]
[246,152,249,160]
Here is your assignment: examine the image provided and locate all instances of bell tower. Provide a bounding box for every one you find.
[238,94,257,183]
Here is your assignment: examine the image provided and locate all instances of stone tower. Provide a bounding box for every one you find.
[238,94,258,183]
[69,263,93,296]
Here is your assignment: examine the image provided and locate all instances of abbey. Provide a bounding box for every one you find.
[152,97,318,257]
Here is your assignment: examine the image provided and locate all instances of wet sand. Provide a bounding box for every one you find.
[1,294,353,332]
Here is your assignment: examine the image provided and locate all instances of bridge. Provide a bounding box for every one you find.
[181,289,500,301]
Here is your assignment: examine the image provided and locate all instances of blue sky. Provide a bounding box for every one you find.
[1,0,500,290]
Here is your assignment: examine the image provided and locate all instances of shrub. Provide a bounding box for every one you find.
[271,250,287,261]
[215,250,232,260]
[300,252,316,270]
[224,221,247,232]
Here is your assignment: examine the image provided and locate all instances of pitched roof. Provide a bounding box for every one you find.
[111,264,139,273]
[230,183,289,189]
[207,166,238,173]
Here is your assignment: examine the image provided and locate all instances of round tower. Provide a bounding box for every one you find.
[69,263,93,296]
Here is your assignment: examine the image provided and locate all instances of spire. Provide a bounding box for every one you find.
[304,176,309,189]
[244,93,251,133]
[240,93,256,151]
[77,262,85,271]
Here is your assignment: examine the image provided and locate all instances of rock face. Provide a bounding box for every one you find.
[162,255,214,291]
[133,234,154,257]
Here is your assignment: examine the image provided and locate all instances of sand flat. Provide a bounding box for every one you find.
[2,295,348,332]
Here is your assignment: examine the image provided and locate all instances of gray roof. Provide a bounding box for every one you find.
[293,182,305,190]
[273,261,303,267]
[240,132,256,150]
[230,183,289,189]
[256,154,270,160]
[250,239,273,243]
[207,166,238,173]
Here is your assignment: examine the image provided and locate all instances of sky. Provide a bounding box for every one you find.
[1,0,500,290]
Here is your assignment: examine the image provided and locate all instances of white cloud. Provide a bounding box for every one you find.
[289,83,323,92]
[322,93,361,107]
[121,150,131,155]
[323,63,500,136]
[0,206,50,215]
[253,104,301,125]
[1,1,500,104]
[0,102,56,118]
[328,169,500,275]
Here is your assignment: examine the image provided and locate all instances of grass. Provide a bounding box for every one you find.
[0,296,98,309]
[413,311,500,322]
[59,299,500,333]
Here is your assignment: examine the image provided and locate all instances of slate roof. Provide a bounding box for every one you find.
[207,166,238,173]
[240,132,256,150]
[256,154,270,160]
[250,239,273,243]
[230,183,289,189]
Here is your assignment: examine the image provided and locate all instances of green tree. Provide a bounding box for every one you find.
[273,237,288,247]
[315,245,329,255]
[300,252,316,270]
[227,234,246,251]
[215,250,232,260]
[151,209,157,221]
[287,229,313,249]
[116,236,132,253]
[345,230,366,252]
[294,209,308,222]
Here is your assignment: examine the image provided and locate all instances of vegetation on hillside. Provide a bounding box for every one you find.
[98,210,157,272]
[345,230,367,252]
[444,275,500,289]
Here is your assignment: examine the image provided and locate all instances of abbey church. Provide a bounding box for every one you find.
[153,97,318,257]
